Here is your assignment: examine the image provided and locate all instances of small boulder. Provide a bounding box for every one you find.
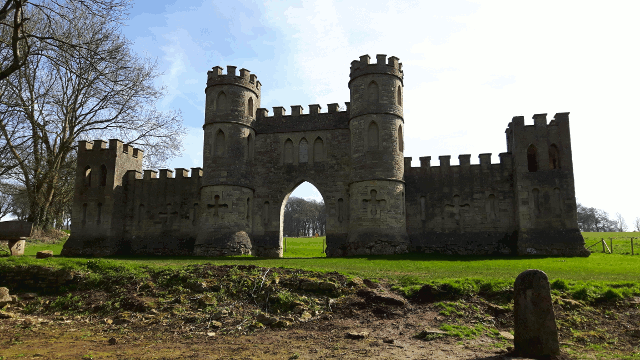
[271,319,291,328]
[347,277,364,287]
[499,331,514,340]
[22,293,37,300]
[256,313,278,325]
[108,337,117,345]
[36,250,54,259]
[209,320,223,329]
[346,331,369,339]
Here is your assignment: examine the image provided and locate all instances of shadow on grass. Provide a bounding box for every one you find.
[68,252,587,263]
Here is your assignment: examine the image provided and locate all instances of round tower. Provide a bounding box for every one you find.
[346,54,409,255]
[194,65,261,256]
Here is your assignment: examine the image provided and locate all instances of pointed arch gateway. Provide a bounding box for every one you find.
[280,180,329,254]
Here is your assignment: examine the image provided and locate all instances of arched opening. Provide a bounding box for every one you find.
[367,81,379,103]
[368,121,379,149]
[299,138,308,163]
[313,137,324,161]
[100,164,107,187]
[84,166,92,187]
[281,181,327,258]
[549,144,560,169]
[527,144,538,172]
[397,85,402,106]
[284,138,294,164]
[215,129,226,156]
[247,97,254,117]
[398,125,403,152]
[215,91,228,113]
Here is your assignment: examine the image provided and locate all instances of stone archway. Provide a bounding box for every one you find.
[278,179,328,254]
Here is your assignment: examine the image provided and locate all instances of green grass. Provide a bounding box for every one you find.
[3,232,640,304]
[283,237,326,258]
[582,232,640,255]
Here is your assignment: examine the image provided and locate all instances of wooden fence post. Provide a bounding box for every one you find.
[284,238,287,253]
[632,238,635,256]
[602,238,605,253]
[610,238,613,254]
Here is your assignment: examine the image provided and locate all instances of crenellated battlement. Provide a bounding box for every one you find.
[78,139,144,159]
[206,65,261,94]
[404,152,513,176]
[254,103,350,133]
[349,54,403,83]
[137,167,203,181]
[507,112,569,129]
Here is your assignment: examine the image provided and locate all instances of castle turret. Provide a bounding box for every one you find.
[194,66,261,256]
[345,54,410,255]
[507,113,588,256]
[62,139,143,256]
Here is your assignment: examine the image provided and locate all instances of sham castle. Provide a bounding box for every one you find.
[62,54,589,257]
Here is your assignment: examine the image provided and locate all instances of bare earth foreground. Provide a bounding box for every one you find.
[0,264,638,359]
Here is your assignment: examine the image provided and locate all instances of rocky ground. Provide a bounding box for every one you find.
[0,264,639,359]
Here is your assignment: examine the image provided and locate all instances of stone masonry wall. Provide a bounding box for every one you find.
[405,153,517,255]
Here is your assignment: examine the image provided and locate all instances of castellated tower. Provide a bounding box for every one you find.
[508,113,588,256]
[193,66,261,256]
[346,54,410,254]
[62,140,144,256]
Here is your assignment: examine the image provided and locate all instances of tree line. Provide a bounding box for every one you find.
[0,0,185,230]
[577,203,639,232]
[283,197,326,237]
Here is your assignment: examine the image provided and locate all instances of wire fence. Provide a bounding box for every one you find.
[585,237,638,255]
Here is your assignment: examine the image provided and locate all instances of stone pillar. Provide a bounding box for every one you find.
[514,269,560,357]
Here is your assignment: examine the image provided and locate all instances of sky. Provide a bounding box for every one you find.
[123,0,640,229]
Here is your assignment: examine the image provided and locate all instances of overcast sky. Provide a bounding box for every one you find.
[124,0,640,228]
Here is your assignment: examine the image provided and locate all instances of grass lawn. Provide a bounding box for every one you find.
[5,235,640,286]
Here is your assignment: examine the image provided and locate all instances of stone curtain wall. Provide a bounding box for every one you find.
[404,154,517,255]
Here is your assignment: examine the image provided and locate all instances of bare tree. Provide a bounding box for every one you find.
[634,217,640,232]
[0,4,185,229]
[0,0,129,81]
[0,182,12,220]
[615,212,628,232]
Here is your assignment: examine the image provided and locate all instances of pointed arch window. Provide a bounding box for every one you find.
[215,129,226,156]
[397,85,402,106]
[398,125,403,152]
[368,121,379,149]
[84,166,92,187]
[367,81,379,103]
[313,137,324,161]
[527,144,538,172]
[549,144,560,169]
[284,139,294,164]
[100,164,108,187]
[247,97,254,117]
[215,91,228,113]
[299,138,308,163]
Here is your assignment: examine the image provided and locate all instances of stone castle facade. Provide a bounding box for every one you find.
[62,54,589,257]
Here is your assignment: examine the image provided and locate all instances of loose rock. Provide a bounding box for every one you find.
[36,250,54,259]
[346,331,369,339]
[108,337,117,345]
[357,288,407,307]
